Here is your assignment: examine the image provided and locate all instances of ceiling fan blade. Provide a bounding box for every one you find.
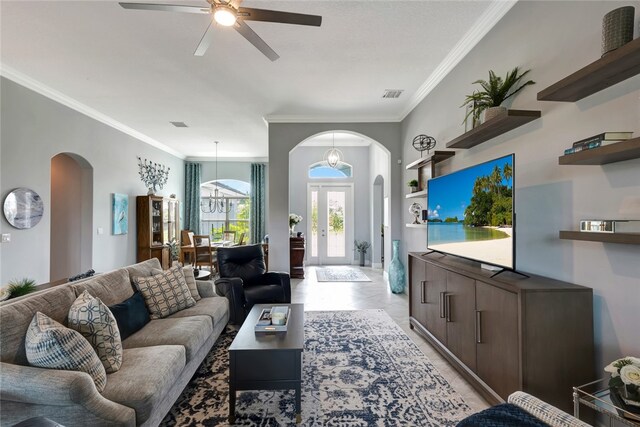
[238,7,322,27]
[234,21,279,61]
[194,21,215,56]
[119,3,210,14]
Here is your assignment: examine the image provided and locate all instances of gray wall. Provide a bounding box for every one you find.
[401,1,640,368]
[201,161,252,184]
[268,123,401,272]
[1,77,185,284]
[289,145,371,264]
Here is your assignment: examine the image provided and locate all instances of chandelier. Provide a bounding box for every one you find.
[201,141,232,214]
[137,157,170,195]
[323,133,343,168]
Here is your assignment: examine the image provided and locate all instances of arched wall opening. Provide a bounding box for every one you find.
[50,153,93,281]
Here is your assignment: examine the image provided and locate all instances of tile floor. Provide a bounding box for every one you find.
[291,265,490,413]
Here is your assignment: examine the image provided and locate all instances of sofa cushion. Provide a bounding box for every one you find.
[0,285,77,365]
[183,265,201,301]
[124,258,163,284]
[102,345,185,425]
[108,292,150,340]
[167,296,228,330]
[134,266,196,319]
[68,291,123,373]
[25,312,107,393]
[72,269,133,307]
[122,316,213,361]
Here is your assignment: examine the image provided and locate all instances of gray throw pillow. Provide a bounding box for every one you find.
[182,265,201,301]
[135,266,196,319]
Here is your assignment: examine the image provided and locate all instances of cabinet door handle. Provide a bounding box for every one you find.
[439,292,446,318]
[420,281,426,304]
[445,294,452,322]
[475,310,482,343]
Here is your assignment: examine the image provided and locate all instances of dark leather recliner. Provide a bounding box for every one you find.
[214,244,291,324]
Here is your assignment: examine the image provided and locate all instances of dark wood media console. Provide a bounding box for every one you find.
[408,252,594,412]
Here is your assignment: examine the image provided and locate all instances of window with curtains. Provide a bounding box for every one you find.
[199,179,250,241]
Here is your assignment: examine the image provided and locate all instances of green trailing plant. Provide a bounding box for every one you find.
[407,179,419,188]
[354,240,371,254]
[462,67,535,124]
[7,278,37,299]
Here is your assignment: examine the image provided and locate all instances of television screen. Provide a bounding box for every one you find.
[427,154,514,269]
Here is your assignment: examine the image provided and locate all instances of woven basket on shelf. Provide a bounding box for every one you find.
[602,6,635,57]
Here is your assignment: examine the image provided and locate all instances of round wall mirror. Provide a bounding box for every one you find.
[3,188,44,229]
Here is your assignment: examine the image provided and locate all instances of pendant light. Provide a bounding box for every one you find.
[323,133,343,168]
[200,141,232,214]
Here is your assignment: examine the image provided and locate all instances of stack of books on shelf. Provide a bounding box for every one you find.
[563,132,633,155]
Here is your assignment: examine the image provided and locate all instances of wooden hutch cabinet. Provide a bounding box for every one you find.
[136,195,180,269]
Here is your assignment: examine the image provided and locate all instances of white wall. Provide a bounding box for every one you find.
[370,145,391,269]
[268,123,401,273]
[401,1,640,368]
[1,77,185,284]
[289,145,371,263]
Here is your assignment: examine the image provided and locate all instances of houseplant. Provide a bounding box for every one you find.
[166,238,180,266]
[605,356,640,409]
[6,278,37,299]
[407,179,419,193]
[354,240,371,267]
[462,67,535,124]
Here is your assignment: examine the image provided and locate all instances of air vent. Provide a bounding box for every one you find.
[170,121,188,128]
[382,89,403,99]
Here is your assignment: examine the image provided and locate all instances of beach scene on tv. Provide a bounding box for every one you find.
[427,155,513,269]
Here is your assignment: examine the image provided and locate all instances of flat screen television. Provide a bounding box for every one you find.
[427,154,515,269]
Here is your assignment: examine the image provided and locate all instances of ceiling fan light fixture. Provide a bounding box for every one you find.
[213,5,237,26]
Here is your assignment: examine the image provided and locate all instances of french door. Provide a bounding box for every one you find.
[307,184,353,265]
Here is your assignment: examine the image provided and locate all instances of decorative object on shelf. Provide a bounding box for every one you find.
[354,240,371,267]
[412,135,437,157]
[68,269,96,282]
[137,157,170,195]
[3,187,44,230]
[112,193,128,235]
[201,141,232,214]
[6,278,37,299]
[323,133,344,168]
[289,213,302,236]
[602,6,635,57]
[605,356,640,413]
[407,179,419,193]
[409,202,422,224]
[0,287,10,302]
[388,240,405,294]
[462,67,535,124]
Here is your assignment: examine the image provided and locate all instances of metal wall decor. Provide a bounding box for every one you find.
[412,135,436,157]
[3,187,44,229]
[137,157,170,195]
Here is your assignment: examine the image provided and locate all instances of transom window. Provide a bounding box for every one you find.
[309,161,353,178]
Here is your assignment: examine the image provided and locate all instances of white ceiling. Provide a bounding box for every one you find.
[0,1,513,159]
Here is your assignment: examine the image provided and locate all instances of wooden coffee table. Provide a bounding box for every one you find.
[228,303,304,423]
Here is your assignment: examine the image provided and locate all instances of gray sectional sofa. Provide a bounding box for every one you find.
[0,259,229,427]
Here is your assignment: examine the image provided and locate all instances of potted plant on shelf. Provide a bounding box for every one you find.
[462,67,535,124]
[354,240,371,267]
[407,179,419,193]
[605,356,640,416]
[5,278,37,299]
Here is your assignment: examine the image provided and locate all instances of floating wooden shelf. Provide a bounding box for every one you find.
[559,230,640,245]
[406,190,428,199]
[446,110,541,149]
[405,151,455,170]
[538,38,640,102]
[558,137,640,165]
[406,223,427,229]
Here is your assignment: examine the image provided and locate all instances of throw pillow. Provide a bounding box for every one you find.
[182,265,201,301]
[108,292,150,340]
[134,266,196,319]
[26,312,107,393]
[68,291,123,373]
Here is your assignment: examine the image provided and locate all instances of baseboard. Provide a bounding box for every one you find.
[372,262,383,269]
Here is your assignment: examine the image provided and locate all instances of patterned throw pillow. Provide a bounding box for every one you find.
[135,266,196,319]
[182,265,201,301]
[68,291,123,373]
[26,312,107,393]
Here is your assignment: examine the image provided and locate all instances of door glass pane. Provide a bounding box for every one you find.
[311,191,318,257]
[327,191,345,257]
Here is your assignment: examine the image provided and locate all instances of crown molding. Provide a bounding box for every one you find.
[185,156,269,163]
[0,64,186,160]
[399,0,518,120]
[264,115,401,124]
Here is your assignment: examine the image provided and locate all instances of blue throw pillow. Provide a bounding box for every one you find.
[108,292,150,340]
[457,403,551,427]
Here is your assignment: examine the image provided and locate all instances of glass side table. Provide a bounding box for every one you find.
[574,378,640,426]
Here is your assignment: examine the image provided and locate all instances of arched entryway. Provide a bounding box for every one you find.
[50,153,93,281]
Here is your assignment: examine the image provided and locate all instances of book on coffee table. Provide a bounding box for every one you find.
[254,306,291,332]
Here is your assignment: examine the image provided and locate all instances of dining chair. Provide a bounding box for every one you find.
[235,232,246,246]
[180,230,196,265]
[222,230,236,243]
[194,234,216,273]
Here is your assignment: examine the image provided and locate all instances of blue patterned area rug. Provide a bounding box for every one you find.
[161,310,471,426]
[315,266,371,282]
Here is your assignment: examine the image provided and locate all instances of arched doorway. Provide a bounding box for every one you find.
[50,153,93,281]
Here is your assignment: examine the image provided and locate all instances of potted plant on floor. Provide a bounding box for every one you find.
[462,67,535,124]
[407,179,419,193]
[354,240,371,267]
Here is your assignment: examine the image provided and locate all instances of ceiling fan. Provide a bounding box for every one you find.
[119,0,322,61]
